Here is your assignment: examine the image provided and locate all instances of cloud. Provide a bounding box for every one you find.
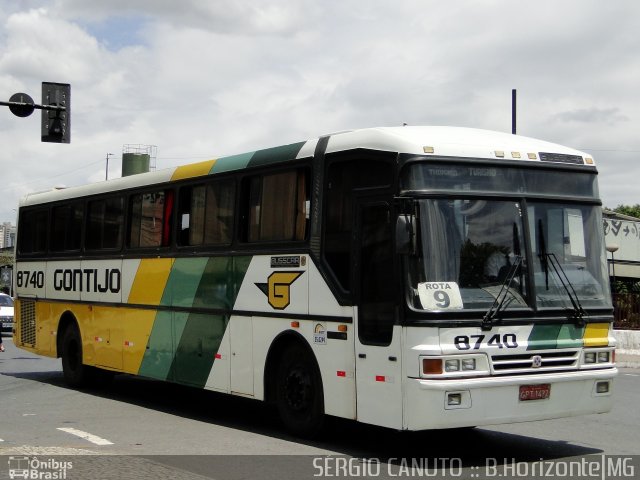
[1,0,640,224]
[553,108,629,125]
[54,0,314,36]
[0,9,103,82]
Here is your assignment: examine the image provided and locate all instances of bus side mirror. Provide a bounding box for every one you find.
[396,215,416,255]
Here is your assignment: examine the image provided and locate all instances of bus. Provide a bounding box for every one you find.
[13,126,616,436]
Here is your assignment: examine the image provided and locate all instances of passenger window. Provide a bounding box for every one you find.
[129,190,173,248]
[178,180,235,246]
[18,209,49,254]
[86,197,124,250]
[51,202,84,252]
[243,169,309,243]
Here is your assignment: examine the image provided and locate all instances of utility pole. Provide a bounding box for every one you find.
[0,82,70,143]
[105,153,114,181]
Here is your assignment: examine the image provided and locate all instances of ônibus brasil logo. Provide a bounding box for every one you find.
[8,456,73,479]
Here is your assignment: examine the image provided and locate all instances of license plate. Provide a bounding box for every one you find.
[519,384,550,401]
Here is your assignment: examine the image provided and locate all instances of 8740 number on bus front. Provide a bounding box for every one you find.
[454,333,518,350]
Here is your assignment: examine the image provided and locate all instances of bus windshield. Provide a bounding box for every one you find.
[406,198,610,313]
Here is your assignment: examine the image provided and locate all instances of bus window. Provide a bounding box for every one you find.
[86,197,124,250]
[18,208,49,255]
[178,180,235,246]
[51,202,84,252]
[243,168,308,243]
[358,202,395,345]
[323,158,393,292]
[129,190,173,248]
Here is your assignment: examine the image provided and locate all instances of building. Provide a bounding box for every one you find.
[603,209,640,281]
[0,222,15,249]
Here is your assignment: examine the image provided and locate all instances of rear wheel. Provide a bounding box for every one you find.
[61,324,114,388]
[275,343,324,437]
[61,324,89,388]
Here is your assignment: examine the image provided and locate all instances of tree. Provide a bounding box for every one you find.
[613,204,640,219]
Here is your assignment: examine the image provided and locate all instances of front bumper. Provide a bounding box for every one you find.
[404,367,617,430]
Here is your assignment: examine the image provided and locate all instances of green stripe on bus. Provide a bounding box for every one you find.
[211,152,255,174]
[138,255,252,384]
[247,142,306,168]
[192,256,252,309]
[556,324,585,348]
[138,310,184,381]
[162,257,209,308]
[526,324,562,350]
[172,313,227,387]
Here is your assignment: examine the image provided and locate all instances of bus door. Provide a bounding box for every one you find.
[354,199,403,429]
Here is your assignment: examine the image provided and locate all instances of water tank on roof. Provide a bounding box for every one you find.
[122,144,157,177]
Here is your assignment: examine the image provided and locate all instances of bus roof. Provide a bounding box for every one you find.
[19,126,594,207]
[326,126,592,161]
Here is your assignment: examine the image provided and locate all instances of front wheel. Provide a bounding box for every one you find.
[275,344,324,437]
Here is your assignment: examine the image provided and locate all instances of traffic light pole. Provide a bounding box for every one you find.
[1,82,70,143]
[0,98,66,113]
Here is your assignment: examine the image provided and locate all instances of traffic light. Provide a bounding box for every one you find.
[41,82,70,143]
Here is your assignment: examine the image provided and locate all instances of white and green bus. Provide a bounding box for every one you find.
[14,126,616,436]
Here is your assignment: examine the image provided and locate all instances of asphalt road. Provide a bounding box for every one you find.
[1,335,639,480]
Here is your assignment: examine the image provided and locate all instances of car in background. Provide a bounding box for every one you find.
[0,293,14,335]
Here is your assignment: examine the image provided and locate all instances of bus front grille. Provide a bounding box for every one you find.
[19,300,36,347]
[491,349,580,374]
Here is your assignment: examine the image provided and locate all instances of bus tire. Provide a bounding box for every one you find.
[275,343,324,437]
[61,324,89,388]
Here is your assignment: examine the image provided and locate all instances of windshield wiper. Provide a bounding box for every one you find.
[544,253,587,327]
[538,219,550,289]
[537,219,586,326]
[482,255,523,331]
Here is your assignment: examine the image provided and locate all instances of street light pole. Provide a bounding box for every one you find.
[606,244,619,292]
[512,89,517,134]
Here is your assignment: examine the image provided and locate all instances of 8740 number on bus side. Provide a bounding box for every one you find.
[16,270,45,289]
[454,333,518,350]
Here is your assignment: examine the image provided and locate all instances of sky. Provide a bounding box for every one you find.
[1,0,639,223]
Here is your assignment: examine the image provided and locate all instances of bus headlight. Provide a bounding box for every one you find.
[445,359,460,372]
[461,358,476,370]
[582,348,614,368]
[444,358,477,372]
[421,355,489,378]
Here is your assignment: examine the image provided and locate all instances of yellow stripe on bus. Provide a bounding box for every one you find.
[128,258,175,305]
[121,308,157,374]
[170,159,216,181]
[583,323,610,347]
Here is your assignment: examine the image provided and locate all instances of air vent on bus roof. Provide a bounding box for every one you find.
[538,152,584,165]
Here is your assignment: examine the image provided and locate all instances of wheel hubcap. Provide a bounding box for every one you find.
[284,367,311,412]
[68,339,79,370]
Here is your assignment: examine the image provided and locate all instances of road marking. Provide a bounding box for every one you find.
[623,373,639,377]
[57,427,114,446]
[0,446,103,455]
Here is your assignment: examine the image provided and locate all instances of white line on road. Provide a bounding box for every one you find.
[57,427,114,446]
[623,373,640,377]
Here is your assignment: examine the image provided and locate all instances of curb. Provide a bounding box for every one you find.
[613,330,640,368]
[616,353,640,369]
